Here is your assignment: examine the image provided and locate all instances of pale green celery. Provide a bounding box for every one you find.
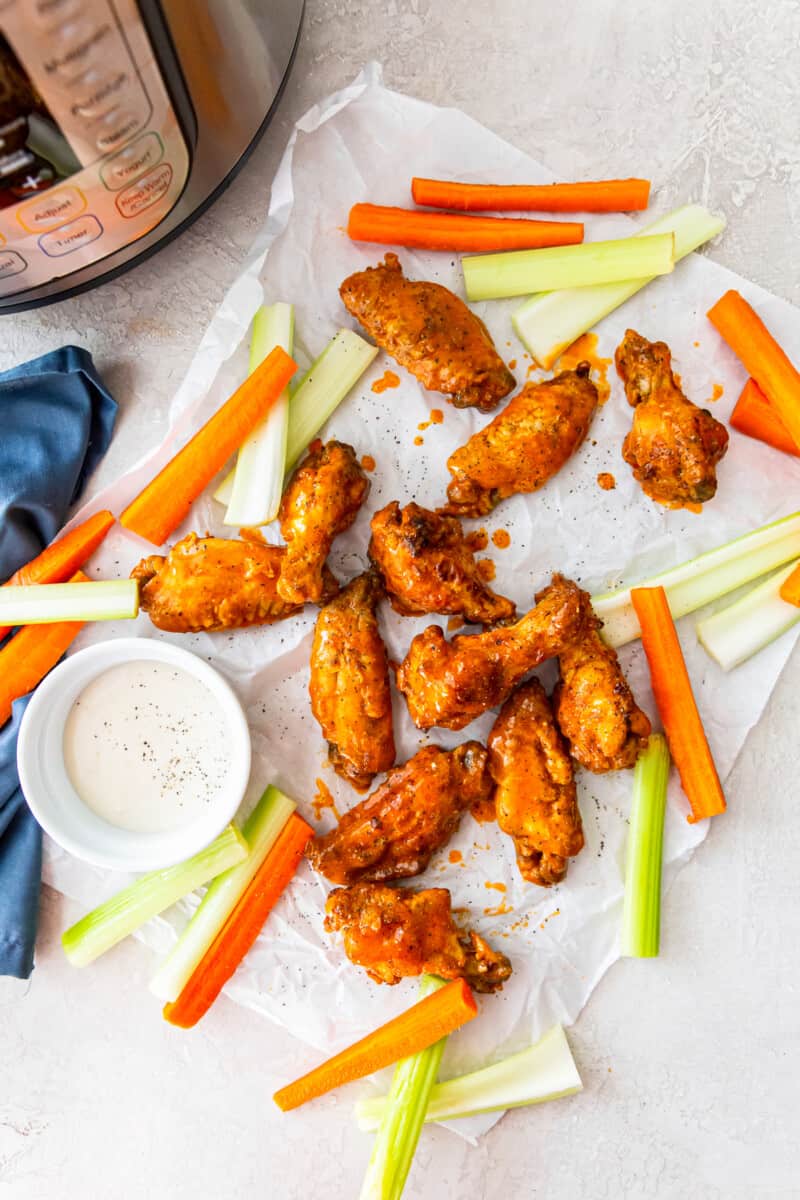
[591,509,800,648]
[149,786,296,1001]
[696,560,800,672]
[462,233,674,302]
[355,1024,582,1132]
[62,825,248,967]
[214,329,378,507]
[223,303,294,527]
[0,579,138,626]
[359,976,447,1200]
[621,735,670,958]
[513,204,726,367]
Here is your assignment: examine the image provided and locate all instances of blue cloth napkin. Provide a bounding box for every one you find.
[0,346,117,977]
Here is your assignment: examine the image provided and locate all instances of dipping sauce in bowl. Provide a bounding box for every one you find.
[63,661,232,834]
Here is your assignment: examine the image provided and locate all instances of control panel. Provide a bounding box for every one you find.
[0,0,189,295]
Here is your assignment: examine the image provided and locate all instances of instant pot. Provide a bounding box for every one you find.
[0,0,303,311]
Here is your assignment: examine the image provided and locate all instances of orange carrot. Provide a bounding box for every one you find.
[273,977,477,1112]
[0,571,88,725]
[779,563,800,608]
[707,290,800,452]
[0,510,114,641]
[631,586,726,824]
[163,812,313,1029]
[347,203,583,252]
[411,177,651,213]
[121,346,297,546]
[730,377,799,458]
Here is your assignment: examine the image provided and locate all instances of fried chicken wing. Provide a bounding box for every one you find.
[131,531,337,632]
[310,570,395,791]
[488,679,583,886]
[444,364,598,517]
[278,440,369,605]
[615,329,729,508]
[307,742,491,885]
[340,253,514,412]
[325,882,512,992]
[368,500,515,626]
[552,593,651,772]
[396,573,587,731]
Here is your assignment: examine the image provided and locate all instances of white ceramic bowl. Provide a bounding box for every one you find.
[17,638,251,872]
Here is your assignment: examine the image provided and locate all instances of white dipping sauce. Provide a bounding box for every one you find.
[63,661,232,834]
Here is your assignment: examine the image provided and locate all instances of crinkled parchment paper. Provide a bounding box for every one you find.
[43,65,800,1139]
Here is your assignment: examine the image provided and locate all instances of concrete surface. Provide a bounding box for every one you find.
[2,2,799,1197]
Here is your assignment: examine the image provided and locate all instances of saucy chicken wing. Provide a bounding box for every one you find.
[278,440,369,605]
[615,329,729,508]
[340,253,514,412]
[310,570,395,791]
[132,531,336,633]
[444,364,598,517]
[488,679,583,886]
[553,592,650,772]
[307,742,491,885]
[368,500,515,626]
[396,573,587,731]
[325,882,512,992]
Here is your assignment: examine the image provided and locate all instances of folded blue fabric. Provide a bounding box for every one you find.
[0,345,117,978]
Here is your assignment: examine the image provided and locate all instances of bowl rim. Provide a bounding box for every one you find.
[17,637,252,871]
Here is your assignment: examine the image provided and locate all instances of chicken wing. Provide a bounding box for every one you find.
[615,329,729,508]
[310,570,395,791]
[553,594,651,772]
[396,573,587,731]
[368,500,515,626]
[325,882,512,992]
[444,364,598,517]
[278,440,369,605]
[488,679,583,886]
[131,531,337,633]
[307,742,491,885]
[340,253,514,412]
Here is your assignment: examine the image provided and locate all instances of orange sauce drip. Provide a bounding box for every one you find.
[471,792,496,824]
[484,902,513,917]
[693,340,700,348]
[485,880,506,893]
[465,528,488,552]
[557,332,612,404]
[538,907,561,930]
[508,358,517,370]
[371,369,400,394]
[312,778,340,823]
[448,849,463,865]
[597,472,616,491]
[429,408,444,424]
[417,420,430,430]
[361,454,376,472]
[477,559,496,582]
[413,435,424,446]
[709,383,724,402]
[447,615,464,633]
[491,529,511,549]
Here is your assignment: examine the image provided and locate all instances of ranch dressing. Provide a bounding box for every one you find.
[63,661,232,834]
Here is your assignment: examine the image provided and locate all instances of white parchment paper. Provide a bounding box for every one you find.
[43,65,800,1137]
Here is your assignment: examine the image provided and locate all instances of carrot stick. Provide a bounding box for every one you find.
[273,977,477,1112]
[707,290,800,452]
[121,346,297,546]
[730,378,799,458]
[411,177,651,213]
[0,571,87,725]
[631,586,726,824]
[347,203,583,252]
[779,563,800,608]
[163,812,313,1029]
[0,510,114,641]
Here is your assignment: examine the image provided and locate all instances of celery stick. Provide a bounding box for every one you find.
[214,329,378,507]
[696,560,800,672]
[62,825,248,967]
[592,509,800,647]
[355,1024,582,1131]
[360,975,447,1200]
[462,233,674,301]
[513,204,726,367]
[149,785,296,1000]
[223,304,295,527]
[0,579,138,626]
[622,735,670,958]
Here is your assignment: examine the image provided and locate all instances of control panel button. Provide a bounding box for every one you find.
[0,250,27,278]
[38,214,102,257]
[115,163,173,218]
[100,132,163,191]
[72,69,131,119]
[30,0,86,29]
[45,19,113,82]
[16,186,87,233]
[94,107,145,155]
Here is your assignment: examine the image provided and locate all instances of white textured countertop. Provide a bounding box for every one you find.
[3,3,800,1197]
